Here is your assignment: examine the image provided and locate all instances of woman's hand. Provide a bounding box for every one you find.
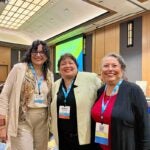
[0,115,7,142]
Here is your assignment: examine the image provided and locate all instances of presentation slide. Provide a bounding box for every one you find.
[55,36,84,73]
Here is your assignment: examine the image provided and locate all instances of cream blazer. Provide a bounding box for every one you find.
[0,63,27,137]
[0,63,53,137]
[51,72,101,145]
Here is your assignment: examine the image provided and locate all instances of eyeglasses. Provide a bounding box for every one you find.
[31,51,45,56]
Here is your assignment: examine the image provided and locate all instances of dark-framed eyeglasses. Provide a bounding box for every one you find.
[31,51,45,56]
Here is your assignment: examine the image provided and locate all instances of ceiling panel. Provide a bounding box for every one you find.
[0,0,150,47]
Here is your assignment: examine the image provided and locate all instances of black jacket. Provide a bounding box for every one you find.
[97,80,150,150]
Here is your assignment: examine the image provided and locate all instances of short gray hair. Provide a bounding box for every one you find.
[102,53,126,71]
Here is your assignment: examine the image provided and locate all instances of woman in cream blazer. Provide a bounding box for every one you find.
[51,53,101,150]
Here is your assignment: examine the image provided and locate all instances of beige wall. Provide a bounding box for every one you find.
[142,12,150,96]
[0,46,11,82]
[92,23,120,74]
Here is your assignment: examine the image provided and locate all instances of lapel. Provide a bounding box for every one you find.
[53,79,62,99]
[73,73,81,103]
[15,63,27,106]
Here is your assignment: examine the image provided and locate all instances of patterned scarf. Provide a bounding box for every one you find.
[19,65,52,121]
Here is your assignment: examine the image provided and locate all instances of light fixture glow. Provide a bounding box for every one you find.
[15,1,23,7]
[18,14,26,19]
[39,0,49,6]
[9,0,17,5]
[33,6,41,12]
[0,0,48,29]
[21,2,30,8]
[2,20,7,24]
[5,5,12,11]
[22,10,30,15]
[6,22,12,25]
[9,18,16,22]
[5,16,11,20]
[17,8,24,13]
[13,13,20,18]
[7,12,14,17]
[33,0,41,4]
[11,6,19,12]
[0,15,5,19]
[28,11,35,17]
[2,10,8,15]
[27,4,36,10]
[15,19,21,23]
[23,16,30,20]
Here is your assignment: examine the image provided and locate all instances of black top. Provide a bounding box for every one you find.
[57,79,78,135]
[55,76,100,150]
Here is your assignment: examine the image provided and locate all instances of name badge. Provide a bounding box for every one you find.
[34,94,44,104]
[0,142,7,150]
[59,106,70,119]
[95,122,109,145]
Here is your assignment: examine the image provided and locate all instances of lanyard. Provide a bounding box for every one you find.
[29,64,44,95]
[62,80,74,104]
[101,80,123,114]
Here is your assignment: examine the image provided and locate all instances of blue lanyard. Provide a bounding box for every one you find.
[62,80,74,104]
[101,80,123,114]
[29,64,44,95]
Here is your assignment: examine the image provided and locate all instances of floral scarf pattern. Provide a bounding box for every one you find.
[19,65,52,121]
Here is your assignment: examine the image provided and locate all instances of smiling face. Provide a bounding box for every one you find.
[101,56,124,86]
[31,44,47,68]
[59,57,78,80]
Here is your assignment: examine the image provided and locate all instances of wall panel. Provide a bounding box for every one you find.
[105,24,119,54]
[0,46,11,80]
[0,65,8,82]
[92,24,119,74]
[142,13,150,96]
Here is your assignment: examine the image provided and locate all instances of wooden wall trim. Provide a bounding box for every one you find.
[92,23,120,74]
[142,12,150,96]
[0,46,11,81]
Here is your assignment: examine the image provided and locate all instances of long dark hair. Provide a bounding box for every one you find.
[22,40,50,80]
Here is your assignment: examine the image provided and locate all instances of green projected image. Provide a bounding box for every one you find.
[55,36,83,73]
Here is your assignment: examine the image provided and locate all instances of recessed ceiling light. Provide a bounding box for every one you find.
[0,0,49,29]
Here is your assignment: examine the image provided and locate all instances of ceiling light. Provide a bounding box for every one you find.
[21,2,30,8]
[9,17,16,21]
[17,8,24,13]
[33,0,41,4]
[28,11,35,17]
[7,11,14,17]
[39,0,49,6]
[15,1,23,7]
[0,0,49,29]
[4,16,10,20]
[5,4,12,11]
[27,4,36,10]
[11,6,19,12]
[33,6,41,11]
[9,0,16,5]
[13,13,20,18]
[0,15,5,19]
[18,14,26,19]
[2,10,8,15]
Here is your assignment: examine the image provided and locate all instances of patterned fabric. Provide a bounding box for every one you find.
[19,65,52,121]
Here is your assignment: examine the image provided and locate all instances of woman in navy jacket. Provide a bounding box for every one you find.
[91,53,150,150]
